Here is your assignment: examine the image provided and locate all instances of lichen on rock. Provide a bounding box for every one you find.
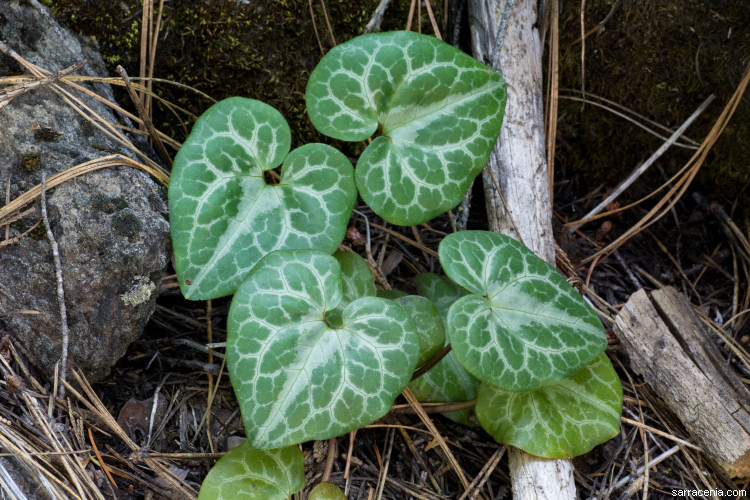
[121,277,156,307]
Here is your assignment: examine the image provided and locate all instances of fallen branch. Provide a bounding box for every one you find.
[614,287,750,478]
[467,0,576,498]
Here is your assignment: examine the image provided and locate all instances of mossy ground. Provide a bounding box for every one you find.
[48,1,375,150]
[48,1,445,153]
[555,0,750,213]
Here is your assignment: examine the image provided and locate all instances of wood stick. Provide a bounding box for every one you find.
[467,0,575,498]
[614,287,750,478]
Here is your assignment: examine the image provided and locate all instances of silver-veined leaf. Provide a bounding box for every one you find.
[327,251,376,326]
[408,351,478,427]
[306,31,506,226]
[439,231,607,392]
[197,441,304,500]
[394,295,445,367]
[227,250,419,449]
[476,353,622,458]
[414,272,470,323]
[408,273,478,426]
[169,97,356,299]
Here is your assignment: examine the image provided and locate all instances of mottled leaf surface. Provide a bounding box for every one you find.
[197,441,303,500]
[169,97,356,299]
[328,251,376,326]
[306,31,506,226]
[394,295,445,367]
[335,252,376,300]
[227,250,419,449]
[409,273,478,426]
[476,353,623,458]
[440,231,607,392]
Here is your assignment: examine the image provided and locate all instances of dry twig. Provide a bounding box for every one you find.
[40,172,69,397]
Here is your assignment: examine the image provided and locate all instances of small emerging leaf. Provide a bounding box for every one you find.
[197,441,304,500]
[169,97,356,299]
[228,250,419,449]
[306,31,507,226]
[476,353,623,458]
[440,231,607,392]
[309,482,347,500]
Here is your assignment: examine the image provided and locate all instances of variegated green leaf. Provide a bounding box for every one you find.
[409,273,478,426]
[394,295,444,367]
[169,97,356,299]
[328,251,376,326]
[227,250,419,449]
[408,352,478,427]
[439,231,607,392]
[476,353,623,458]
[197,441,304,500]
[306,31,507,226]
[414,272,469,323]
[335,252,376,301]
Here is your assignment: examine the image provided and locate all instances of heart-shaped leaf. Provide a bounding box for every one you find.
[197,441,304,500]
[227,250,419,449]
[306,31,507,226]
[439,231,607,392]
[169,97,356,299]
[394,295,445,367]
[476,353,623,458]
[409,273,478,426]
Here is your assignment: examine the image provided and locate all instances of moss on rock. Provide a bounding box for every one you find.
[111,211,142,241]
[21,151,41,172]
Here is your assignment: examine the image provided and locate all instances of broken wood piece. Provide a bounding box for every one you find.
[614,287,750,478]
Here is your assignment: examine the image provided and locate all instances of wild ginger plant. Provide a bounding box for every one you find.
[167,31,622,499]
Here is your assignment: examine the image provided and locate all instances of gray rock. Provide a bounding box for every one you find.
[0,1,170,382]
